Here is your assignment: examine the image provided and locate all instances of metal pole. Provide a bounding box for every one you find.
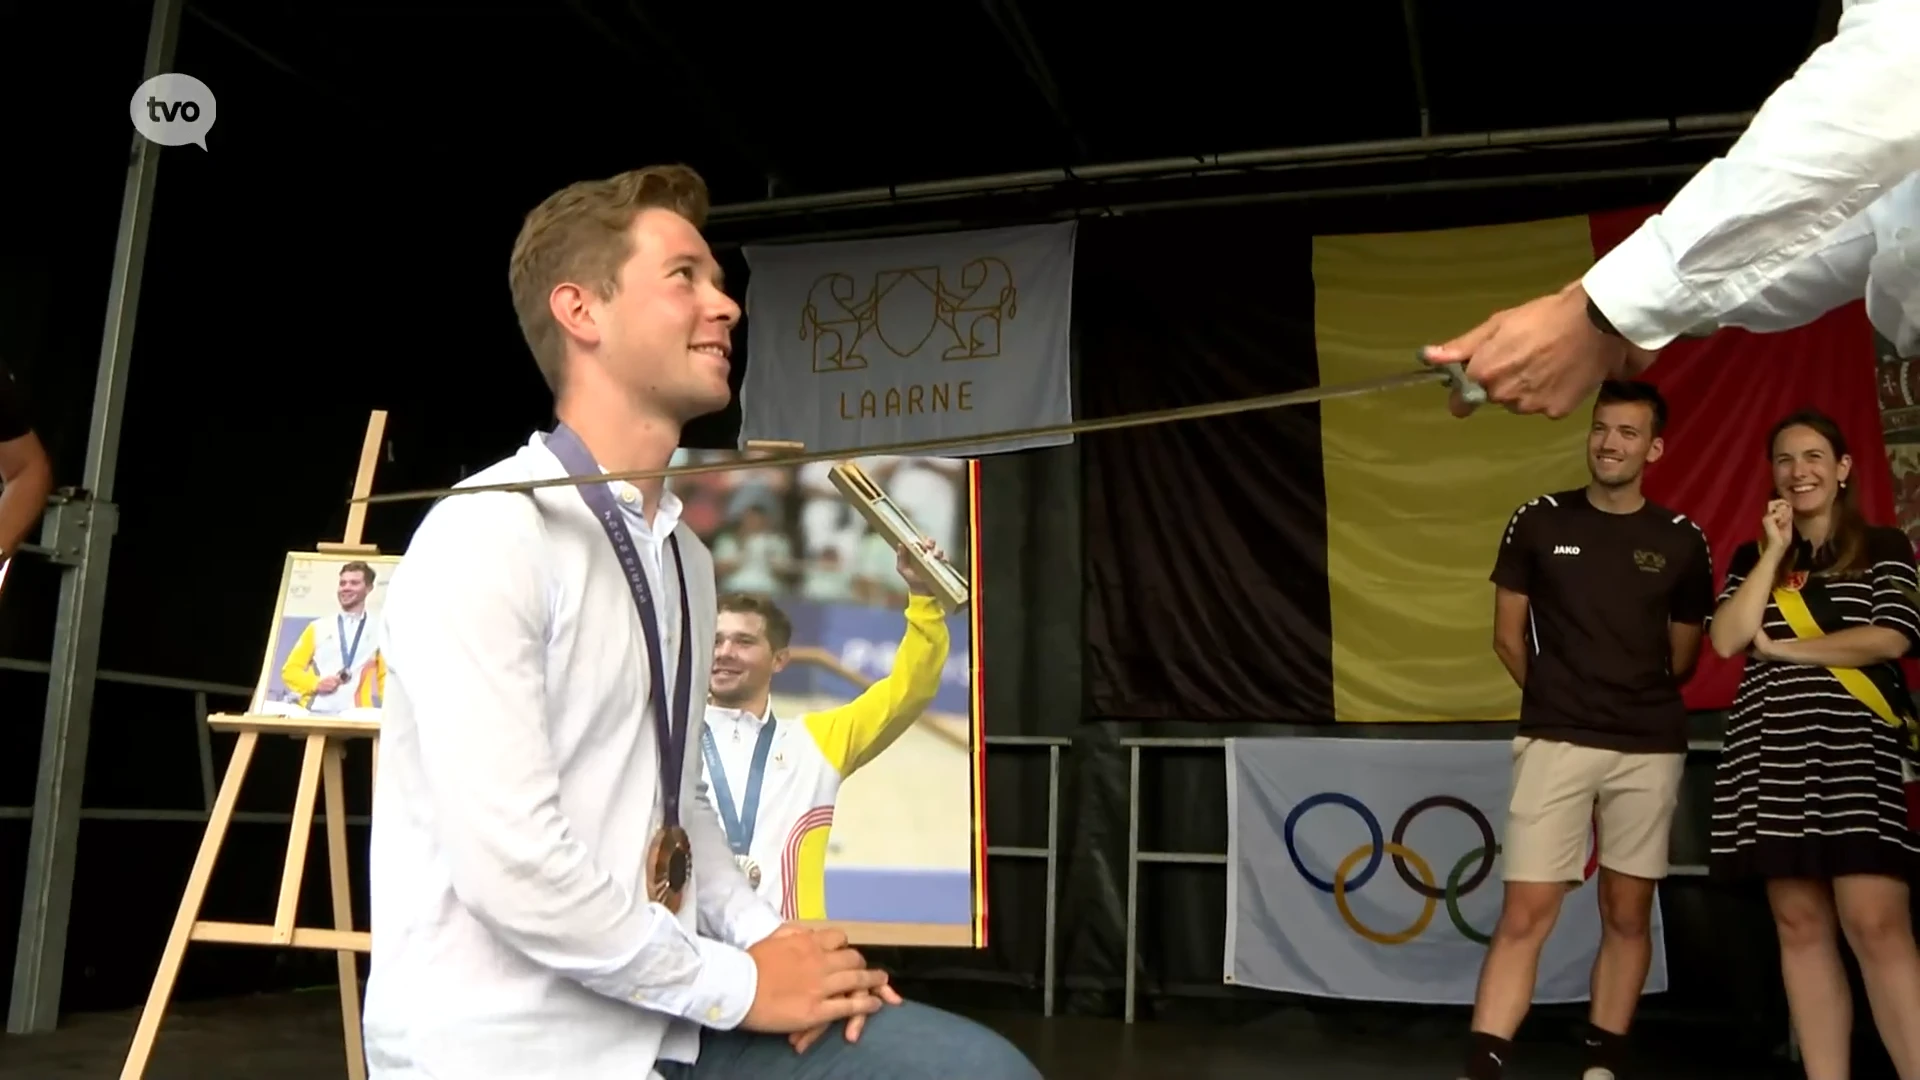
[704,112,1753,222]
[1400,0,1432,137]
[1123,744,1141,1024]
[710,162,1709,253]
[193,691,216,811]
[8,0,181,1034]
[1042,743,1060,1018]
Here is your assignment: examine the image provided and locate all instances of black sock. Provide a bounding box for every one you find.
[1462,1031,1512,1080]
[1583,1022,1628,1073]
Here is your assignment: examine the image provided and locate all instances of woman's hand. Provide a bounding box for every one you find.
[1761,500,1793,556]
[1752,627,1791,662]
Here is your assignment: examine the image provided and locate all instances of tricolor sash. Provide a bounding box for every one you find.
[1772,584,1920,829]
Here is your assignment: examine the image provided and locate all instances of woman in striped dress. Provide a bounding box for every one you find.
[1707,408,1920,1079]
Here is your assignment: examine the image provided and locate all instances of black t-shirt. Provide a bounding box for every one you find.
[0,362,30,442]
[1490,489,1716,753]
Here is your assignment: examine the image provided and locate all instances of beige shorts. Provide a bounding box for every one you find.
[1504,736,1685,883]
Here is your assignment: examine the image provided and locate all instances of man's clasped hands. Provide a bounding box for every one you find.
[744,922,903,1054]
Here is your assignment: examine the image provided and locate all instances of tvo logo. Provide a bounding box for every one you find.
[129,73,217,150]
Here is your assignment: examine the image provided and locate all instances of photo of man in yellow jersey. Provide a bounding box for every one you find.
[676,449,982,947]
[251,553,400,720]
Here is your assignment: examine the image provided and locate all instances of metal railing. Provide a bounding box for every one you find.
[0,658,317,827]
[0,659,1069,1016]
[978,735,1068,1017]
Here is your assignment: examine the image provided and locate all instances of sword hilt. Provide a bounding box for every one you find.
[1430,357,1489,408]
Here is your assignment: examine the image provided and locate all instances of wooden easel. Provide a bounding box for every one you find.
[121,412,390,1080]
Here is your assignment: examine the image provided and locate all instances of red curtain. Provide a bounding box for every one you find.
[1588,208,1894,711]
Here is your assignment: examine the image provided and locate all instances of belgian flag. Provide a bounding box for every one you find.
[1082,206,1893,724]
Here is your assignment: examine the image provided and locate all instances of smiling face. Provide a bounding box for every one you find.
[508,165,737,417]
[1772,422,1853,517]
[579,208,737,424]
[710,609,787,709]
[1586,399,1663,489]
[337,568,370,612]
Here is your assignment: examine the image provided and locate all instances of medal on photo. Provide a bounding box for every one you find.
[702,711,777,893]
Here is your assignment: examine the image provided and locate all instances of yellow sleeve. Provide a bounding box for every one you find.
[280,623,321,696]
[362,652,388,708]
[804,595,951,776]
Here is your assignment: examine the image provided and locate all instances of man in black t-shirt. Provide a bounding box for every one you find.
[0,361,53,568]
[1458,381,1715,1080]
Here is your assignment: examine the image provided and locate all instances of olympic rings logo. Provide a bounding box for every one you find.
[1282,793,1597,947]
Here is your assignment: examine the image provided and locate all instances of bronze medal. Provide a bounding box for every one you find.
[647,825,693,913]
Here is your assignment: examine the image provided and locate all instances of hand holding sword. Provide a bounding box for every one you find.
[1422,281,1658,419]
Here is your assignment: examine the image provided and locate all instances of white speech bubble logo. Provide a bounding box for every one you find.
[130,73,217,150]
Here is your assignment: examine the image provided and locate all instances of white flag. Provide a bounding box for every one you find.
[1225,737,1668,1005]
[740,222,1076,457]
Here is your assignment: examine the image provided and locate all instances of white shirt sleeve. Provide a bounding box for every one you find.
[1706,206,1880,334]
[384,492,758,1026]
[1581,0,1920,350]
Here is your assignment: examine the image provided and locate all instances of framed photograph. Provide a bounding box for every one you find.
[671,449,986,948]
[250,552,402,721]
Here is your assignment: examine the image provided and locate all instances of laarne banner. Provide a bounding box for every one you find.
[1225,737,1669,1005]
[740,222,1077,457]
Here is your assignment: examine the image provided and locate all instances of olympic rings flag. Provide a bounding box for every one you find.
[1224,737,1668,1005]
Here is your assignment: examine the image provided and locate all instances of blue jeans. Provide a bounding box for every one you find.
[658,1001,1040,1079]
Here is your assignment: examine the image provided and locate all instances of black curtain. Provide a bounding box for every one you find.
[1077,213,1333,723]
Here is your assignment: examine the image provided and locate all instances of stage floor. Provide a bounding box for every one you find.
[0,990,1800,1078]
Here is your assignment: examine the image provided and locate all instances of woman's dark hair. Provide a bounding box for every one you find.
[1767,408,1868,587]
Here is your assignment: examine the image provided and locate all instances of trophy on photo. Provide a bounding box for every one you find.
[828,460,971,613]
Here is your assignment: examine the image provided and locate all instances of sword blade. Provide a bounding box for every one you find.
[358,366,1454,506]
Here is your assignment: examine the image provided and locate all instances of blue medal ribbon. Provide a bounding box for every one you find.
[335,614,366,680]
[701,713,775,856]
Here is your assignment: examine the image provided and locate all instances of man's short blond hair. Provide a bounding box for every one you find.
[507,165,711,393]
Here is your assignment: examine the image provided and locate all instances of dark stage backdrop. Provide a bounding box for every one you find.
[0,6,1874,1064]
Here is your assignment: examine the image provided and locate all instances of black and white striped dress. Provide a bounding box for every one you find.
[1709,525,1920,881]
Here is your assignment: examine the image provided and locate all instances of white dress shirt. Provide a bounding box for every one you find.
[363,432,782,1080]
[307,609,380,716]
[1582,0,1920,354]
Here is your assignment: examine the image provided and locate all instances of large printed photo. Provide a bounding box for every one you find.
[670,450,984,947]
[250,552,401,721]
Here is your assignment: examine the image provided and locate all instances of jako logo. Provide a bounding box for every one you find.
[1552,545,1581,556]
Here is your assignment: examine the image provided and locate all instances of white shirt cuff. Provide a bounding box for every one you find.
[729,906,785,951]
[682,936,759,1031]
[1581,223,1707,352]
